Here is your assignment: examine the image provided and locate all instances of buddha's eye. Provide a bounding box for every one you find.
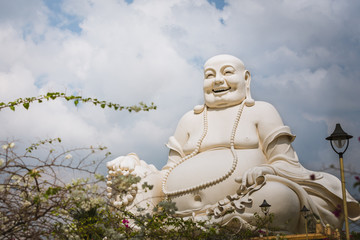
[205,70,215,79]
[223,67,234,76]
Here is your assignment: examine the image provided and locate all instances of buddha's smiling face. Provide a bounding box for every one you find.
[203,55,248,108]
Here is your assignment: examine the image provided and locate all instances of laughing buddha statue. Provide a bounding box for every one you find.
[107,54,360,233]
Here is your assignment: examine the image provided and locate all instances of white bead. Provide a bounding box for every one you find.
[127,194,134,202]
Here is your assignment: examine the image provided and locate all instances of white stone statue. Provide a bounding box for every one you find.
[107,54,360,233]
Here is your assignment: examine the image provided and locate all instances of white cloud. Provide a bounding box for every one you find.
[0,0,359,187]
[0,65,38,101]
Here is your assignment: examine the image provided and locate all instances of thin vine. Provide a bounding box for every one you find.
[0,92,156,112]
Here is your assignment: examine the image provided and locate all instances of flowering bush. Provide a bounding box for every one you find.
[0,138,111,239]
[0,93,156,239]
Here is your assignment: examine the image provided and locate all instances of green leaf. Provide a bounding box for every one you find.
[44,187,61,199]
[33,195,40,204]
[23,102,30,110]
[74,99,79,106]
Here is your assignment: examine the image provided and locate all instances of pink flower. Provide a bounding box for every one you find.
[122,219,130,228]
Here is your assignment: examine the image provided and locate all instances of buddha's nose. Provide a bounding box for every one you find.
[214,76,224,85]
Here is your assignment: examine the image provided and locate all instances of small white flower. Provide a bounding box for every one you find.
[0,158,4,166]
[23,200,31,207]
[2,145,8,150]
[65,154,72,159]
[11,175,21,181]
[9,142,15,148]
[114,201,122,207]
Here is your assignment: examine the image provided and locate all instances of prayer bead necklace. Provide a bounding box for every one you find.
[162,102,245,197]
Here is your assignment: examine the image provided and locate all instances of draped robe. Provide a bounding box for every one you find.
[162,101,360,231]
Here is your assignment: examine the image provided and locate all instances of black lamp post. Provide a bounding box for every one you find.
[259,199,271,216]
[300,205,310,240]
[326,123,352,240]
[259,199,271,239]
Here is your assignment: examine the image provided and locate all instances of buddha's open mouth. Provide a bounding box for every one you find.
[212,87,231,93]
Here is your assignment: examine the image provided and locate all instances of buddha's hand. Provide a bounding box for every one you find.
[105,153,141,207]
[236,166,275,189]
[106,153,157,208]
[106,153,141,177]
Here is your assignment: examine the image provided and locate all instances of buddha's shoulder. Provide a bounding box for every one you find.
[250,101,283,124]
[252,101,276,110]
[249,101,280,116]
[178,105,204,123]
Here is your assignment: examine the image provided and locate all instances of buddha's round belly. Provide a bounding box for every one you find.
[164,148,266,212]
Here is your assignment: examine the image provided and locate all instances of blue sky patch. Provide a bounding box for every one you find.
[43,0,82,33]
[207,0,227,10]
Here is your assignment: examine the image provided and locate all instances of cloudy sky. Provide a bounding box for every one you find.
[1,0,360,193]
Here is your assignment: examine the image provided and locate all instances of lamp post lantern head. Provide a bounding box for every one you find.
[259,199,271,215]
[326,123,353,155]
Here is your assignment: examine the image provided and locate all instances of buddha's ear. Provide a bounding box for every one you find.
[245,70,251,81]
[244,70,255,107]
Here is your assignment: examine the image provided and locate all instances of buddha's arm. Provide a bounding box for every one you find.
[265,135,321,181]
[241,102,309,187]
[256,102,316,179]
[162,112,192,171]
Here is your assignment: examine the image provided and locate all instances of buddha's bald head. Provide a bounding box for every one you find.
[204,54,246,72]
[203,54,250,108]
